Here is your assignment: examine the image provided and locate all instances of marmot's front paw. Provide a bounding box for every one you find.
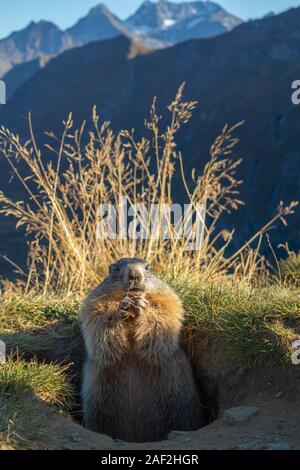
[119,295,148,319]
[119,296,135,319]
[131,296,149,316]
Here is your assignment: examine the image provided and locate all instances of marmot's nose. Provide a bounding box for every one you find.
[128,269,143,283]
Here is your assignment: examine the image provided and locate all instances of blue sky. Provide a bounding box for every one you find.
[1,0,300,39]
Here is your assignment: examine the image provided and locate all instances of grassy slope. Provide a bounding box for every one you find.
[173,280,300,365]
[0,296,78,449]
[0,358,74,449]
[0,281,299,448]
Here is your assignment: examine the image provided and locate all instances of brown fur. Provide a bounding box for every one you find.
[80,259,204,442]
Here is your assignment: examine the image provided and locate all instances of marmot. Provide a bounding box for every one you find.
[80,258,204,442]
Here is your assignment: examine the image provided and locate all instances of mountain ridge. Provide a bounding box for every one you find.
[0,1,242,88]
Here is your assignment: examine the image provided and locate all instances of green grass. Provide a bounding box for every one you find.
[0,294,80,356]
[0,295,78,449]
[0,294,80,331]
[0,357,74,449]
[280,253,300,286]
[171,279,300,366]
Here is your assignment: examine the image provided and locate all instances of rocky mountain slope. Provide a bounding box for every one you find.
[66,4,133,45]
[0,20,72,78]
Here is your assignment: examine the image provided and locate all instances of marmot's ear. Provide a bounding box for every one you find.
[109,264,115,275]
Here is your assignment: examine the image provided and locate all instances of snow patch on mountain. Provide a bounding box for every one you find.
[163,18,176,29]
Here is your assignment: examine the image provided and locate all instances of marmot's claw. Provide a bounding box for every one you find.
[135,297,149,312]
[119,297,138,319]
[119,296,132,310]
[119,308,135,320]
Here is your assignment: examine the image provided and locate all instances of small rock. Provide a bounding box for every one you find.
[238,444,250,450]
[268,437,278,443]
[275,392,282,399]
[183,438,192,444]
[238,442,261,450]
[222,406,258,425]
[114,439,124,447]
[267,442,291,451]
[71,432,81,443]
[168,430,189,440]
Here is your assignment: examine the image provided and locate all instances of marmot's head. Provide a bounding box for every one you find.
[107,258,161,294]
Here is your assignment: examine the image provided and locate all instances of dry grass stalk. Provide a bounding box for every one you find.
[0,85,297,294]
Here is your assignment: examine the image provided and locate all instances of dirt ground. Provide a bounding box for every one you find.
[39,388,300,451]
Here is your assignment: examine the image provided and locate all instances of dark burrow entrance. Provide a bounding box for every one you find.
[69,369,220,443]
